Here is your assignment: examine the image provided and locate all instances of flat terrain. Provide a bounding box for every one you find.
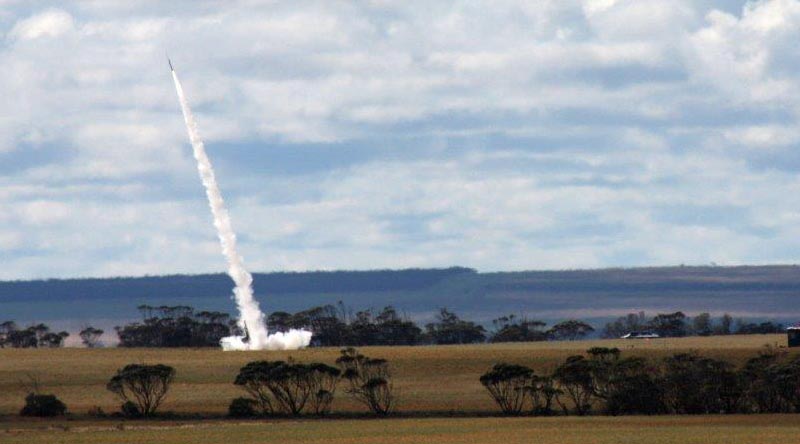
[0,334,789,416]
[3,415,800,444]
[0,335,795,443]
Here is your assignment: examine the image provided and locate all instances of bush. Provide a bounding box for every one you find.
[228,397,258,418]
[120,401,142,418]
[20,393,67,417]
[87,406,107,418]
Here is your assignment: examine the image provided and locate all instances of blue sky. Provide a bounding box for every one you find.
[2,0,800,279]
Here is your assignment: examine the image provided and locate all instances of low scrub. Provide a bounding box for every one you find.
[20,393,67,417]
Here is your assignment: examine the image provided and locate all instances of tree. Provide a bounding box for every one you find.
[307,363,341,415]
[7,328,37,348]
[425,308,486,344]
[479,363,534,415]
[714,313,733,335]
[0,321,17,348]
[691,313,712,336]
[602,312,648,338]
[372,306,422,346]
[1,323,67,348]
[39,331,69,348]
[79,326,104,348]
[289,305,350,346]
[553,355,594,415]
[233,360,341,416]
[548,320,594,341]
[649,312,687,337]
[116,306,232,347]
[106,364,176,417]
[660,353,742,414]
[490,315,548,343]
[585,347,665,415]
[233,361,279,415]
[734,321,784,335]
[336,348,395,415]
[741,348,790,413]
[528,375,560,415]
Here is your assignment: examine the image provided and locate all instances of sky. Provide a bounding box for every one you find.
[2,0,800,279]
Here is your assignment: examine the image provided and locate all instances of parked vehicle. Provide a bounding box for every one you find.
[620,331,660,339]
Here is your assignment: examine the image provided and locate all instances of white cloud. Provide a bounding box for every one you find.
[9,9,74,40]
[2,1,800,279]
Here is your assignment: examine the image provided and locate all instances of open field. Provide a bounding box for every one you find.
[3,415,800,444]
[0,334,790,417]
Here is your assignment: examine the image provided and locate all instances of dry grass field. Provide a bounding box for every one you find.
[0,334,795,443]
[3,415,800,444]
[0,334,790,416]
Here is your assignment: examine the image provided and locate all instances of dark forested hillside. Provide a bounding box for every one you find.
[2,265,800,327]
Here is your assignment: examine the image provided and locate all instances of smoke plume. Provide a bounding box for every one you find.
[170,65,312,351]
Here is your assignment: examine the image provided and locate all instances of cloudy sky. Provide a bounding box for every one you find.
[2,0,800,279]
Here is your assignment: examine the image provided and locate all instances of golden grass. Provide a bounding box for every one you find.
[0,334,790,417]
[2,415,800,444]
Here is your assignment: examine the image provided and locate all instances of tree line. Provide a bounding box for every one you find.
[481,346,800,416]
[601,311,785,338]
[16,346,800,419]
[1,306,787,349]
[19,347,397,418]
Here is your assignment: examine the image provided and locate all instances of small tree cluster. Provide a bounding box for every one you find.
[271,304,423,346]
[79,326,104,348]
[0,321,69,348]
[425,309,487,344]
[115,305,235,347]
[602,311,784,338]
[233,360,341,416]
[479,363,561,416]
[482,347,800,416]
[336,348,396,415]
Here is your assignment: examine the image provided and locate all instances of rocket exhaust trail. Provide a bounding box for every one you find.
[169,61,312,351]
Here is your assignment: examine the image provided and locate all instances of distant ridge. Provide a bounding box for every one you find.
[2,265,800,324]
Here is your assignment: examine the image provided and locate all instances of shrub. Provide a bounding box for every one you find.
[336,348,396,415]
[228,397,258,418]
[120,401,142,418]
[87,406,107,418]
[20,393,67,417]
[479,363,533,415]
[106,364,175,417]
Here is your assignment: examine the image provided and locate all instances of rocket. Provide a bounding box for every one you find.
[168,57,174,71]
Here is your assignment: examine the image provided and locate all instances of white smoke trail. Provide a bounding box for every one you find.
[170,64,312,351]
